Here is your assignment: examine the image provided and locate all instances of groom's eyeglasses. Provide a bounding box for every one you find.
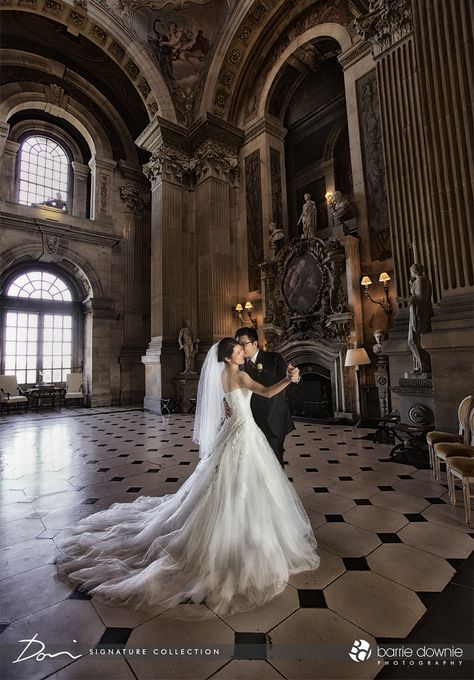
[239,341,253,347]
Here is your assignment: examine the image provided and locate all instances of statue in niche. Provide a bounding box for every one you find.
[398,264,434,374]
[268,222,284,259]
[329,190,354,223]
[297,193,317,238]
[325,241,346,314]
[178,320,200,373]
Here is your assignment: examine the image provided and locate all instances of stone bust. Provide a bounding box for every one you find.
[373,328,385,356]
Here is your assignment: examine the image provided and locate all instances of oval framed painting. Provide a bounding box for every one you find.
[283,254,322,313]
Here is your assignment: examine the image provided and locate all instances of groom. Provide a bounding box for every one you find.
[234,327,299,467]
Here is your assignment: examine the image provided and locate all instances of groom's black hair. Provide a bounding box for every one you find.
[235,327,258,343]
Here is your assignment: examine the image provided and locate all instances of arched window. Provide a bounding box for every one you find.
[18,135,69,211]
[2,270,77,385]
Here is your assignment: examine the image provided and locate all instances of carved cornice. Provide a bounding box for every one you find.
[0,211,120,247]
[338,39,372,70]
[356,0,413,57]
[119,180,150,213]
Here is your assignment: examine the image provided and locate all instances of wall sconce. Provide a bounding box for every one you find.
[361,272,392,317]
[325,191,334,203]
[234,301,257,328]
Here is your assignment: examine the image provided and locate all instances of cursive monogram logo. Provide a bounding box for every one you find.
[12,633,82,663]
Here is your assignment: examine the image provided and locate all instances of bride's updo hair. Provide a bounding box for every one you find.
[217,337,239,363]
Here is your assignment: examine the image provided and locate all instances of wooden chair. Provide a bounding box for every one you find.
[0,375,28,415]
[446,456,474,528]
[428,395,472,480]
[64,373,84,407]
[434,407,474,483]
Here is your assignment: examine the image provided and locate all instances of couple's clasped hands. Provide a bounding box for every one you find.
[224,362,300,418]
[286,363,300,383]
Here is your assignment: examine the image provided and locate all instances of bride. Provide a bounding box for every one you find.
[54,338,319,615]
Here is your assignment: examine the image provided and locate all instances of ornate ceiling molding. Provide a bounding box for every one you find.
[0,0,175,122]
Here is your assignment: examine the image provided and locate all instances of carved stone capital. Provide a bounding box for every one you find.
[143,146,191,187]
[356,0,413,56]
[191,140,240,186]
[119,180,150,213]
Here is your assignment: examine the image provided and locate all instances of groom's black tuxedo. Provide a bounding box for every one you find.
[245,349,295,466]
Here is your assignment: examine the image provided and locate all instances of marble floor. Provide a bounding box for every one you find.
[0,408,472,680]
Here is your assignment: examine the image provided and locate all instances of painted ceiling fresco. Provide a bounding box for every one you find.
[100,1,237,123]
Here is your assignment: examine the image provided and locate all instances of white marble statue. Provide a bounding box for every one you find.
[297,193,317,238]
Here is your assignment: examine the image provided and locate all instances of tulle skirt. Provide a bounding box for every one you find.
[54,418,319,616]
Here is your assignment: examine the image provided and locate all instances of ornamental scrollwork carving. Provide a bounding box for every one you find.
[190,141,240,187]
[143,146,191,186]
[261,236,352,347]
[356,0,413,56]
[119,181,150,213]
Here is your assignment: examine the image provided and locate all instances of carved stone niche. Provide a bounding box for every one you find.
[260,236,353,349]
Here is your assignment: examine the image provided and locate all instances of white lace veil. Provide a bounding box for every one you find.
[192,342,225,459]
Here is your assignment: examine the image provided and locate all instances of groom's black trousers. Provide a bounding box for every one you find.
[266,434,285,468]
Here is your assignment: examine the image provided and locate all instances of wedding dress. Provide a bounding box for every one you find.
[54,387,319,616]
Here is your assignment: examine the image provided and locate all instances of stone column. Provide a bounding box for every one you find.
[71,161,90,218]
[85,297,115,407]
[410,0,474,429]
[119,180,150,404]
[140,143,189,413]
[88,157,117,222]
[357,0,437,304]
[357,0,474,429]
[194,140,239,340]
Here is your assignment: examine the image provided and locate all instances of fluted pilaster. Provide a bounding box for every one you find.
[412,0,473,293]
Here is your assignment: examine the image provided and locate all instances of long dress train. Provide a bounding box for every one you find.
[54,388,319,615]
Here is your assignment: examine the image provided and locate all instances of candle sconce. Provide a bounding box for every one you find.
[234,301,257,328]
[361,272,392,318]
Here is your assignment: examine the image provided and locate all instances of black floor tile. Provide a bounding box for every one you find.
[127,487,142,492]
[354,498,372,505]
[343,557,370,570]
[67,589,92,600]
[377,533,403,543]
[98,628,133,645]
[313,487,329,493]
[234,632,267,660]
[378,485,395,491]
[297,589,327,608]
[404,513,428,522]
[325,514,345,522]
[111,476,124,481]
[451,554,474,588]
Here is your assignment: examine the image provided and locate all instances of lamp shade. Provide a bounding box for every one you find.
[361,275,372,288]
[235,303,243,311]
[379,272,391,284]
[244,301,253,310]
[344,347,371,367]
